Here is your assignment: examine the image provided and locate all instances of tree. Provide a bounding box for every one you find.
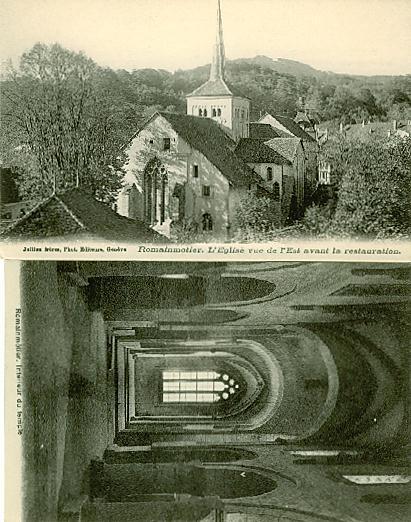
[332,136,411,237]
[235,191,280,239]
[305,135,411,238]
[1,43,126,203]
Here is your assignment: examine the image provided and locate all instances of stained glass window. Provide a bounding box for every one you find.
[162,371,239,403]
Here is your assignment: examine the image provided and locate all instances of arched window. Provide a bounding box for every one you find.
[273,181,280,201]
[162,370,239,403]
[212,108,217,117]
[204,108,208,117]
[199,108,203,117]
[267,167,273,181]
[202,213,213,231]
[217,108,222,117]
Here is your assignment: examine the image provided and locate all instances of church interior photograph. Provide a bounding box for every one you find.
[19,260,410,521]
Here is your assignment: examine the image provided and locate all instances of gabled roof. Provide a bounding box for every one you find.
[248,123,287,140]
[235,139,291,165]
[1,188,162,241]
[264,138,302,163]
[294,111,313,125]
[186,78,248,98]
[260,113,316,142]
[157,112,259,186]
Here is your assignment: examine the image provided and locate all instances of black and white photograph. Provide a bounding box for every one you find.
[1,1,410,521]
[5,260,410,521]
[0,0,410,243]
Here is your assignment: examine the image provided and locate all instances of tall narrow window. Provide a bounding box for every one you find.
[160,171,167,224]
[267,167,273,181]
[202,185,211,197]
[273,181,280,201]
[199,108,203,117]
[163,138,171,151]
[193,165,199,178]
[212,108,217,117]
[162,371,239,403]
[217,108,222,117]
[202,213,213,231]
[204,108,208,117]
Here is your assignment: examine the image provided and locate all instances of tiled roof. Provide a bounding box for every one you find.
[264,138,302,163]
[315,120,411,141]
[186,78,248,98]
[1,188,162,241]
[264,114,316,142]
[158,112,259,186]
[235,139,291,165]
[248,123,286,140]
[345,121,411,139]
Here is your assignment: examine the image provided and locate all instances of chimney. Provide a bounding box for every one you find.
[393,120,397,131]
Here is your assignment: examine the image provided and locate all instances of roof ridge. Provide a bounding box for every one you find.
[54,194,87,230]
[159,112,258,185]
[1,193,56,235]
[122,111,162,150]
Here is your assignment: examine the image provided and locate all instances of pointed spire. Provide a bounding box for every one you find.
[210,0,225,81]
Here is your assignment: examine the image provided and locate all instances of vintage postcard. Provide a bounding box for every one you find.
[3,259,410,521]
[1,1,411,521]
[0,0,410,260]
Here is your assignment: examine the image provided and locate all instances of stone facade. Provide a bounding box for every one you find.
[122,113,249,238]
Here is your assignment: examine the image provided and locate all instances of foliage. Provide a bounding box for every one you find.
[304,135,411,238]
[170,218,200,242]
[234,192,279,239]
[1,44,127,203]
[302,204,334,237]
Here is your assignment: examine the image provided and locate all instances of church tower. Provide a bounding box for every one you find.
[186,0,250,141]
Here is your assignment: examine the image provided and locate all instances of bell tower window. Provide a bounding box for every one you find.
[162,371,239,403]
[212,108,217,117]
[217,108,222,117]
[199,108,203,117]
[204,108,208,117]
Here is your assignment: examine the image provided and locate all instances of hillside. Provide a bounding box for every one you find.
[123,56,411,123]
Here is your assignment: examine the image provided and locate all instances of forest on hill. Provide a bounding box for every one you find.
[113,57,411,125]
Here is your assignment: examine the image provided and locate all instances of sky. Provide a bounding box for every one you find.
[1,0,411,76]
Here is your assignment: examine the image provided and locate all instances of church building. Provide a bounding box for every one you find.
[118,0,311,238]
